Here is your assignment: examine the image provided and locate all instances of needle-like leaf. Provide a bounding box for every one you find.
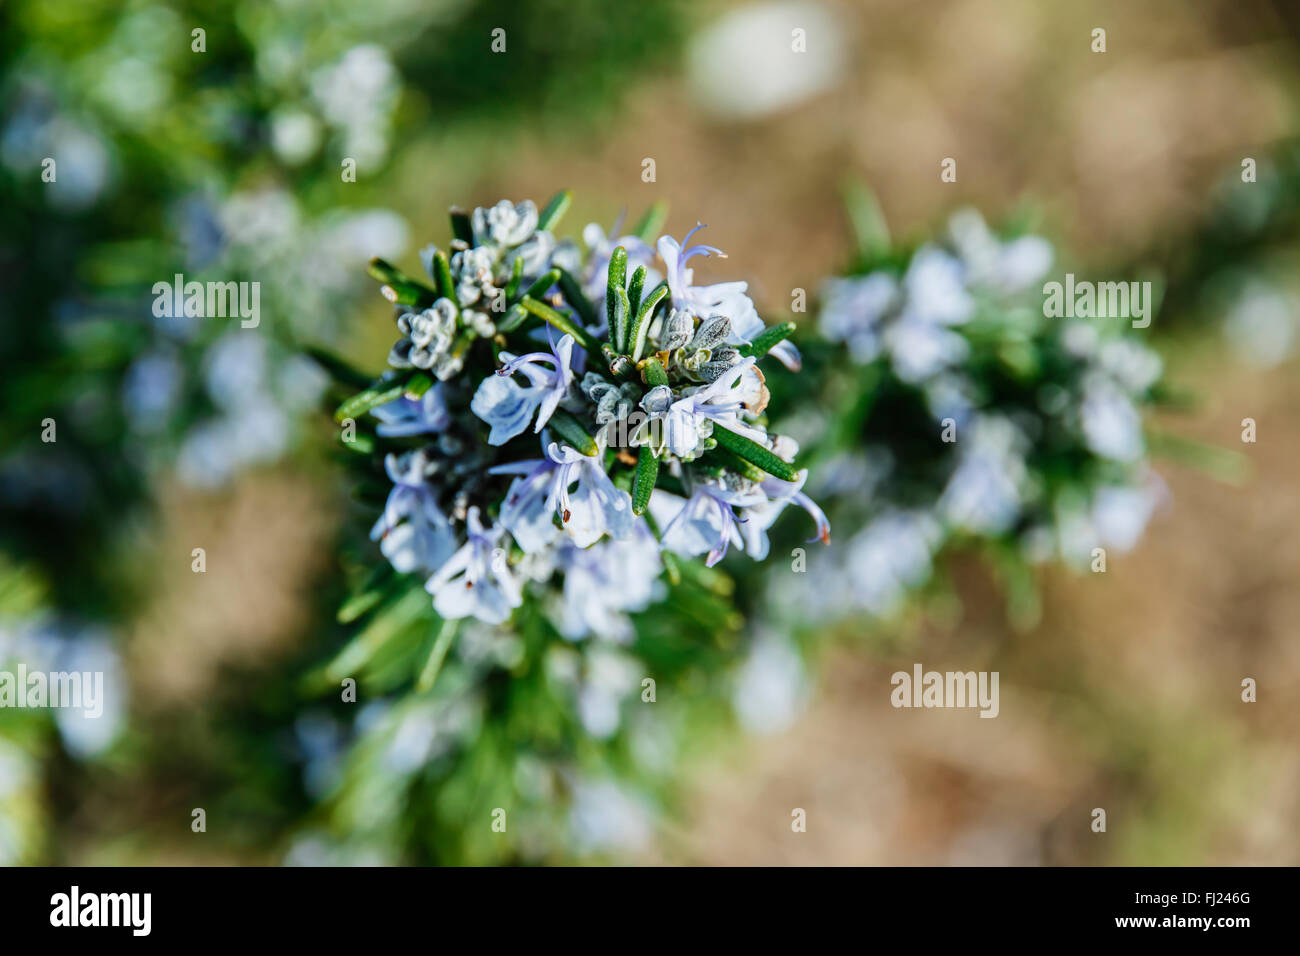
[710,423,800,481]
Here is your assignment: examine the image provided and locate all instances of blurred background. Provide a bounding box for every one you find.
[2,0,1298,864]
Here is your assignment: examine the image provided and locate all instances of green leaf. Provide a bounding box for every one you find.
[642,508,681,585]
[632,445,659,515]
[711,423,800,481]
[430,250,458,312]
[334,382,404,424]
[1148,430,1248,485]
[404,374,434,399]
[548,408,599,457]
[627,265,647,316]
[340,431,375,455]
[333,373,426,423]
[842,180,891,261]
[520,296,601,354]
[629,281,669,360]
[711,447,766,483]
[606,246,628,346]
[504,253,525,300]
[556,268,598,328]
[638,354,669,387]
[738,321,797,360]
[325,589,428,683]
[368,258,437,308]
[632,200,669,242]
[498,268,561,332]
[416,618,460,692]
[303,347,375,389]
[538,189,573,232]
[338,589,385,625]
[612,282,631,354]
[450,208,473,243]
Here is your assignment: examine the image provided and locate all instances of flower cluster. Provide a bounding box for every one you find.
[353,194,827,635]
[767,207,1166,622]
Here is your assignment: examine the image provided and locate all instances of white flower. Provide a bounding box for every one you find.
[546,441,634,548]
[659,224,801,370]
[885,312,971,383]
[651,480,766,567]
[390,299,461,379]
[490,455,564,555]
[842,510,943,616]
[732,634,807,734]
[470,334,575,445]
[938,415,1027,534]
[902,245,975,326]
[818,272,897,363]
[370,385,450,436]
[1080,378,1144,462]
[491,436,634,552]
[424,507,522,625]
[1090,474,1166,552]
[735,468,831,560]
[636,358,766,458]
[370,451,456,575]
[472,199,539,248]
[1097,339,1162,394]
[947,208,1053,294]
[556,523,662,642]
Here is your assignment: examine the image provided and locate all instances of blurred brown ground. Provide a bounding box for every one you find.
[665,338,1299,865]
[128,0,1300,863]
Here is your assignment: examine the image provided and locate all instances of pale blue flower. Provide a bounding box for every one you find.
[947,208,1053,294]
[1090,473,1166,552]
[569,778,654,853]
[472,199,539,248]
[636,357,766,458]
[491,437,634,550]
[1097,339,1163,393]
[425,506,522,624]
[652,481,766,567]
[938,416,1027,534]
[902,245,975,326]
[490,452,563,554]
[1080,378,1144,463]
[470,333,576,445]
[818,272,897,363]
[885,312,971,383]
[370,451,456,574]
[736,468,831,560]
[582,218,659,308]
[842,510,943,616]
[658,224,801,370]
[545,441,634,548]
[732,634,807,735]
[556,522,662,641]
[370,385,450,436]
